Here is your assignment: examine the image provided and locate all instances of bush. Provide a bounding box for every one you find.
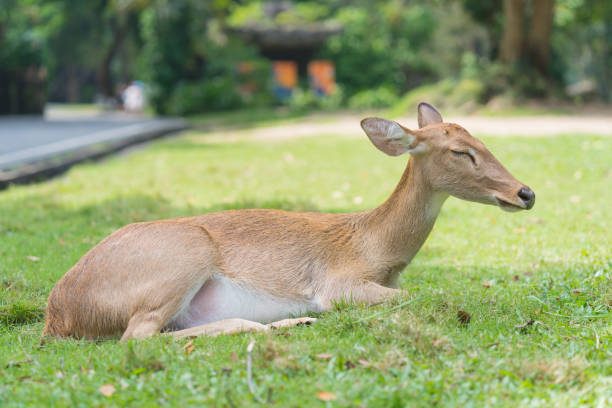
[166,79,242,116]
[319,4,436,97]
[288,87,344,112]
[347,87,398,110]
[389,78,485,116]
[140,1,271,115]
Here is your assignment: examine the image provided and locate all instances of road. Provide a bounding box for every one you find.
[0,110,185,172]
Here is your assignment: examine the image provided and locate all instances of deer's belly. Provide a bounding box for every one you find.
[168,275,321,330]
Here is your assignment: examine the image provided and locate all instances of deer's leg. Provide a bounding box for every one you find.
[325,279,406,307]
[267,317,317,329]
[165,317,318,339]
[117,224,222,342]
[165,318,270,339]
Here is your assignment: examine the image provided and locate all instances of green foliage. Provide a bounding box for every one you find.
[139,1,271,114]
[287,87,344,112]
[2,0,611,111]
[320,3,436,97]
[347,87,398,110]
[390,78,485,116]
[228,1,331,26]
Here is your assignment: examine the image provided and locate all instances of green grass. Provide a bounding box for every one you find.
[1,127,611,407]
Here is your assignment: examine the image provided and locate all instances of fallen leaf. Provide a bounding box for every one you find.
[99,384,116,397]
[431,338,445,347]
[513,227,527,233]
[572,289,584,295]
[487,342,500,348]
[357,359,371,367]
[513,275,520,281]
[276,331,292,337]
[514,319,535,329]
[534,321,550,330]
[183,340,195,355]
[230,352,238,363]
[457,310,471,325]
[26,255,40,262]
[59,238,66,244]
[481,282,491,288]
[344,360,356,369]
[315,353,333,360]
[317,391,337,402]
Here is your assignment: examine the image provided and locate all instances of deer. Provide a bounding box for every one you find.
[42,103,535,341]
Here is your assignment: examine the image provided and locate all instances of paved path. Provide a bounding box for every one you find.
[203,113,611,142]
[0,111,186,174]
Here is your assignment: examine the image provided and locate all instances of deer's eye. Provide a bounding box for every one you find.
[451,150,476,166]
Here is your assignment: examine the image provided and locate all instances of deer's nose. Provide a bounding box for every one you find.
[517,186,535,209]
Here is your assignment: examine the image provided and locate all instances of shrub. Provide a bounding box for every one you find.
[348,87,398,110]
[288,86,344,112]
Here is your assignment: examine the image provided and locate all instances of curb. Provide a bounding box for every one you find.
[0,118,188,189]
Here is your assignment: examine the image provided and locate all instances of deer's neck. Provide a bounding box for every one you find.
[361,158,447,266]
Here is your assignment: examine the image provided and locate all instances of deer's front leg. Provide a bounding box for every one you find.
[323,279,407,308]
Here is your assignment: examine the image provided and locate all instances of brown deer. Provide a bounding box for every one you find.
[43,103,535,341]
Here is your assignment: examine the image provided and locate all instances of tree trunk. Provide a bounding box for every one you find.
[500,0,525,63]
[66,63,79,103]
[97,18,129,99]
[526,0,555,73]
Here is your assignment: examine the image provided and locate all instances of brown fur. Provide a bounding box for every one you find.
[43,103,534,341]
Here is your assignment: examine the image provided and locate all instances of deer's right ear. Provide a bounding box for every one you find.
[361,118,421,156]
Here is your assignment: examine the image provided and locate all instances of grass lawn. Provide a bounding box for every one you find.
[0,125,610,407]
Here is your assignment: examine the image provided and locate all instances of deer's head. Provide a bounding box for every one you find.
[361,103,535,211]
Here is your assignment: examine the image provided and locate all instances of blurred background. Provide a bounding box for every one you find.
[0,0,610,116]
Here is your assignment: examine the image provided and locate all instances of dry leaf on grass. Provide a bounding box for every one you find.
[99,384,116,397]
[183,340,195,355]
[514,319,535,329]
[457,310,471,325]
[317,391,337,401]
[514,320,550,330]
[481,282,491,288]
[315,353,333,360]
[357,359,371,367]
[26,256,40,262]
[344,360,356,369]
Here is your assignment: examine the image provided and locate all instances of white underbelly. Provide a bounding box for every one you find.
[168,275,321,330]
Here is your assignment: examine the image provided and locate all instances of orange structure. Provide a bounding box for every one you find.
[273,61,298,99]
[308,60,336,96]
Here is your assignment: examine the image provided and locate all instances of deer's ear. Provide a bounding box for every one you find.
[417,102,443,128]
[361,118,423,156]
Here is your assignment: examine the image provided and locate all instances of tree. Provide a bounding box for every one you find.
[526,0,555,73]
[499,0,555,73]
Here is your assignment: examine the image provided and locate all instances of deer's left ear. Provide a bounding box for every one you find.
[361,118,426,156]
[418,102,443,128]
